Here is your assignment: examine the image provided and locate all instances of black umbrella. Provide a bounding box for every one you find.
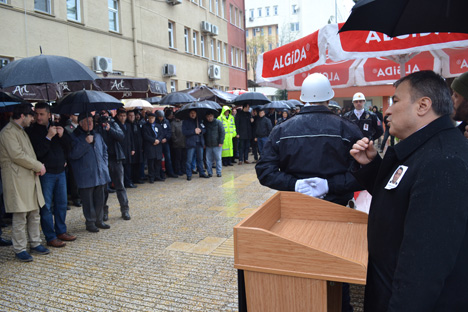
[287,99,304,108]
[231,92,271,106]
[52,90,123,115]
[262,101,290,110]
[0,54,98,88]
[0,92,29,112]
[175,102,219,120]
[145,96,161,104]
[199,100,222,110]
[159,92,196,105]
[339,0,468,37]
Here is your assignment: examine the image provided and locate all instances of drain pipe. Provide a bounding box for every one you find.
[131,0,138,76]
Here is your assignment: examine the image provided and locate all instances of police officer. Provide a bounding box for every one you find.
[344,92,383,142]
[255,73,364,312]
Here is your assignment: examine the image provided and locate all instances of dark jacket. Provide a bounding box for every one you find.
[95,119,125,161]
[235,110,253,139]
[155,117,172,142]
[69,126,110,189]
[171,119,185,149]
[141,122,163,160]
[204,118,225,147]
[129,120,143,163]
[343,109,383,141]
[115,120,135,164]
[182,118,205,149]
[353,115,468,312]
[256,105,363,205]
[26,123,71,174]
[255,116,273,138]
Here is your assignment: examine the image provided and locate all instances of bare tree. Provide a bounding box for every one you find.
[246,33,267,82]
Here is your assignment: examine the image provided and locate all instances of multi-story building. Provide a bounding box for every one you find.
[0,0,247,92]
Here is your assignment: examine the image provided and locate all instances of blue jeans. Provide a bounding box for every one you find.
[205,146,222,175]
[40,171,68,242]
[186,144,206,177]
[162,143,175,175]
[257,137,268,156]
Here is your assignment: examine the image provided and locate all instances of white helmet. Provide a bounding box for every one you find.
[300,73,335,102]
[352,92,366,102]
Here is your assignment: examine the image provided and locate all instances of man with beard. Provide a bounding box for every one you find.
[0,104,49,261]
[451,72,468,136]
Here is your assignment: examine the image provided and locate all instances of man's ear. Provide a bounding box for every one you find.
[416,97,433,116]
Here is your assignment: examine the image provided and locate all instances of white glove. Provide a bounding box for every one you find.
[295,177,329,199]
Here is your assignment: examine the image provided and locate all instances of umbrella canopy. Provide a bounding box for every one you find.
[339,0,468,37]
[287,99,304,107]
[0,92,29,112]
[175,101,219,120]
[145,96,161,104]
[123,99,153,111]
[159,92,196,105]
[180,85,236,104]
[262,101,291,110]
[0,54,98,88]
[232,92,271,106]
[199,100,222,110]
[257,23,468,90]
[52,90,123,115]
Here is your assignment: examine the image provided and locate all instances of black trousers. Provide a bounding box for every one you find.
[79,184,105,227]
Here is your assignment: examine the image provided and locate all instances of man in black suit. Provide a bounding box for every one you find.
[115,109,136,188]
[141,112,164,183]
[351,71,468,311]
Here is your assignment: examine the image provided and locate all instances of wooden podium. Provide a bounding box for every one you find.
[234,191,368,312]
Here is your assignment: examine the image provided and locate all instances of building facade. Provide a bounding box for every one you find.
[0,0,247,92]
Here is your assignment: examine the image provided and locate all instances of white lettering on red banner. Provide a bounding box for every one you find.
[273,47,307,71]
[366,32,437,44]
[376,64,421,77]
[320,72,340,81]
[461,59,468,69]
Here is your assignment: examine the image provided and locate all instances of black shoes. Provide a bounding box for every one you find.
[167,173,179,178]
[95,222,111,229]
[199,174,209,178]
[208,174,213,177]
[0,237,12,246]
[103,213,108,221]
[187,176,192,181]
[125,184,137,188]
[86,225,99,233]
[122,212,131,220]
[217,173,222,177]
[72,199,82,207]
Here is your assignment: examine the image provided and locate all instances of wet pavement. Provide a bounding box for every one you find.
[0,161,364,311]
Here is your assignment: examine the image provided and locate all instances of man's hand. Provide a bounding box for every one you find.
[218,144,223,147]
[103,123,110,131]
[154,139,160,145]
[37,164,46,176]
[47,126,57,139]
[195,128,201,135]
[464,125,468,139]
[236,134,240,138]
[295,177,329,198]
[56,126,64,138]
[350,137,377,165]
[162,138,167,144]
[131,150,135,156]
[85,134,94,144]
[254,138,257,142]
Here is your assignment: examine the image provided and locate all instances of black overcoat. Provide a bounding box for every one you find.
[141,122,163,160]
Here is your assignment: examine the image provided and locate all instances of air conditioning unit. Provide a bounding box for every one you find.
[166,0,182,5]
[211,25,219,36]
[162,64,176,77]
[249,16,254,22]
[93,56,113,72]
[208,65,221,80]
[201,21,212,33]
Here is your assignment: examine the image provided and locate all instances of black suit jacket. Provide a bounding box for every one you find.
[353,115,468,311]
[141,122,163,160]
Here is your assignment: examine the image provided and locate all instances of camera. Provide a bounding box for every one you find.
[98,115,111,124]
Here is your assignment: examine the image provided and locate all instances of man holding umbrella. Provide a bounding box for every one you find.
[182,110,209,180]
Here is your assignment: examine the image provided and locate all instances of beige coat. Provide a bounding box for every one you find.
[0,121,45,213]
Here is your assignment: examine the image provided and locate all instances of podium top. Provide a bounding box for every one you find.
[234,191,368,284]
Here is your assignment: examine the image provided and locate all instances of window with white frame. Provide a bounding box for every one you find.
[240,50,243,69]
[265,7,270,16]
[211,39,215,60]
[246,29,249,37]
[239,11,242,28]
[269,43,272,50]
[221,0,225,18]
[168,22,175,48]
[193,31,198,55]
[201,35,205,57]
[235,48,239,67]
[234,8,238,26]
[186,81,192,89]
[268,26,272,35]
[257,8,262,17]
[215,0,218,15]
[249,9,254,19]
[209,0,212,12]
[67,0,81,22]
[35,0,51,14]
[184,28,190,53]
[108,0,119,32]
[231,46,234,66]
[230,5,233,23]
[0,0,7,3]
[290,22,299,31]
[292,4,298,14]
[274,5,278,15]
[199,0,203,6]
[217,41,221,62]
[170,80,177,92]
[223,43,227,63]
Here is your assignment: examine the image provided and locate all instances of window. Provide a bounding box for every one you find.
[0,0,7,3]
[235,48,239,67]
[269,43,272,50]
[265,7,270,16]
[184,28,190,53]
[260,28,264,35]
[245,29,249,37]
[230,5,233,23]
[170,80,177,92]
[240,50,243,69]
[67,0,81,22]
[257,8,262,17]
[290,22,300,32]
[249,9,254,19]
[186,81,192,89]
[217,41,221,61]
[223,43,227,63]
[108,0,119,32]
[168,22,174,48]
[209,0,212,12]
[239,11,242,29]
[292,4,298,14]
[273,5,278,15]
[235,8,238,26]
[35,0,51,14]
[0,57,11,69]
[268,26,272,35]
[199,0,203,6]
[193,31,198,55]
[231,46,234,66]
[211,39,215,60]
[221,0,225,18]
[201,35,205,57]
[215,0,218,15]
[253,28,256,37]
